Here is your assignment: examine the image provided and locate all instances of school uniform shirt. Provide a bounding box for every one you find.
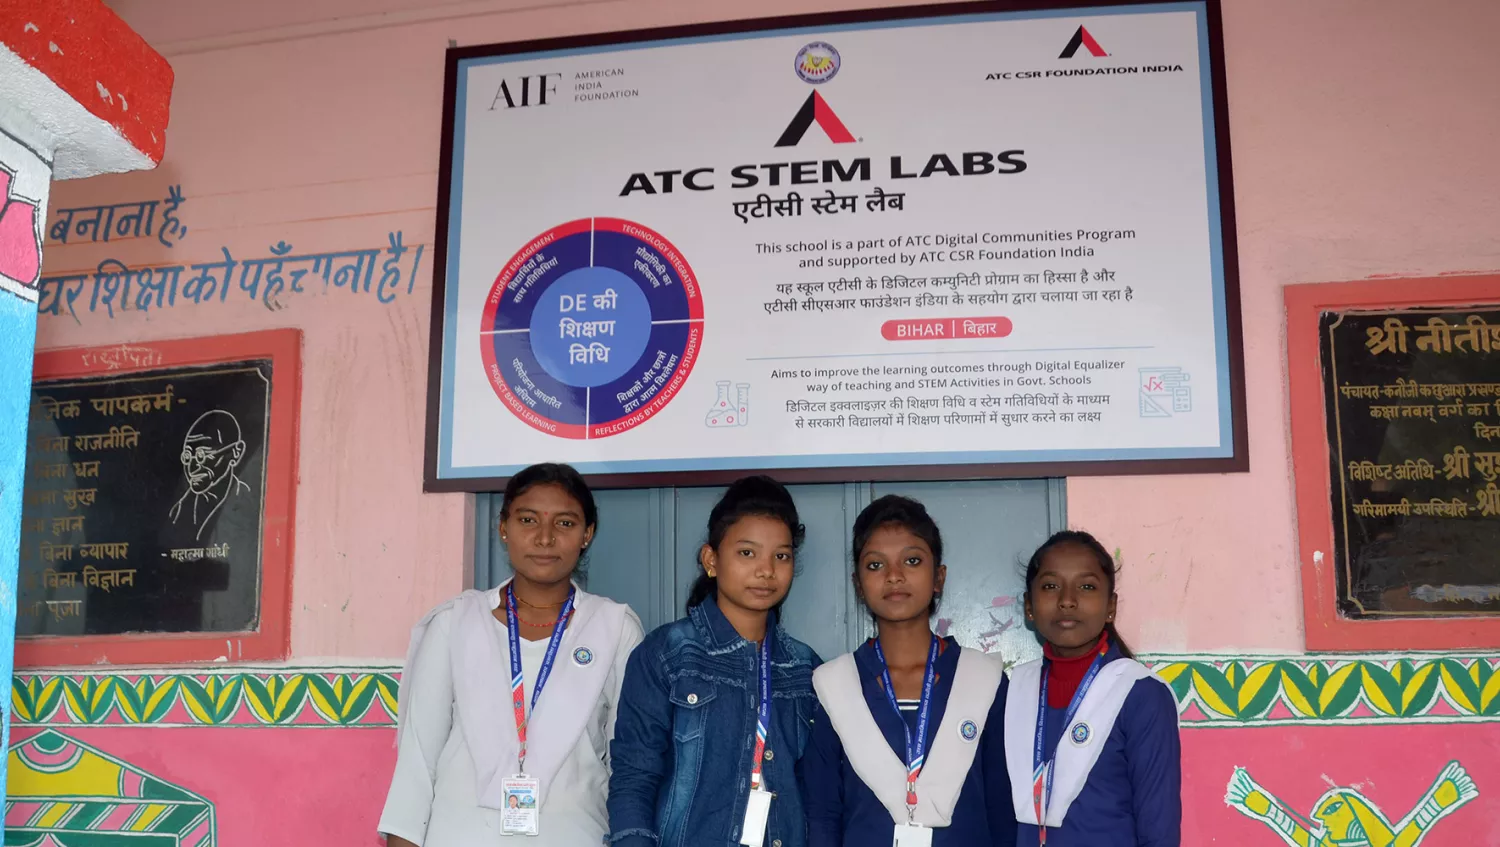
[800,636,1018,847]
[379,581,644,846]
[1004,641,1182,847]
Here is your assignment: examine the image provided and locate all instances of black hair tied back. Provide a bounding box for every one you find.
[499,462,599,530]
[1024,529,1134,659]
[851,495,944,569]
[850,495,945,616]
[686,475,805,611]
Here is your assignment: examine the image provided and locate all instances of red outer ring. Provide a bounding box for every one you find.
[478,218,703,439]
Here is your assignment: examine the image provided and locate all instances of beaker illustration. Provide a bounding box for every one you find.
[735,383,751,426]
[705,380,737,427]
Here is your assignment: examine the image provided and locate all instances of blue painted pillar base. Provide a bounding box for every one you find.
[0,130,50,797]
[0,284,37,790]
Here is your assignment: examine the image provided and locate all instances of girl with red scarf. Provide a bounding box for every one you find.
[1004,531,1181,847]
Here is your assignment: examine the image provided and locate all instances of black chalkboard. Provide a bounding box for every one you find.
[1321,307,1500,618]
[18,361,271,637]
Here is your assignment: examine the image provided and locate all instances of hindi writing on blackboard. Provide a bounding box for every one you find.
[18,362,271,637]
[1322,308,1500,618]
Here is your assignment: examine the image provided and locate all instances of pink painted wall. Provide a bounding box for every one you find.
[9,725,398,845]
[10,659,1497,847]
[1071,0,1500,654]
[1187,724,1500,844]
[20,4,1500,844]
[33,0,1497,660]
[13,719,1497,846]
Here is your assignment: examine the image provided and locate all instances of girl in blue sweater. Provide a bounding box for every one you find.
[1005,530,1181,847]
[801,495,1016,847]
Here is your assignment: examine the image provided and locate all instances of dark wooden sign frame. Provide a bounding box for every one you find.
[16,329,300,667]
[1288,275,1500,651]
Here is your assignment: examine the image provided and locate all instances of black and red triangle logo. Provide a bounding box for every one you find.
[775,91,856,147]
[1059,26,1108,59]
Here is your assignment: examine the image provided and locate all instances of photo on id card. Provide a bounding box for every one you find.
[501,776,540,835]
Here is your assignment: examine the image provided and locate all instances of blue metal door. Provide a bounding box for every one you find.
[476,478,1063,667]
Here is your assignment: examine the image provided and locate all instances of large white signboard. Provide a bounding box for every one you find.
[425,0,1245,488]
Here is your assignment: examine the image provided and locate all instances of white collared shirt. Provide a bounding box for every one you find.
[379,596,642,846]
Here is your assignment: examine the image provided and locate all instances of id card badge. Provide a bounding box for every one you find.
[499,775,540,836]
[738,788,773,847]
[892,822,933,847]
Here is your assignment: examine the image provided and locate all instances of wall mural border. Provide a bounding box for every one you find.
[9,654,1500,729]
[11,668,399,728]
[1151,654,1500,725]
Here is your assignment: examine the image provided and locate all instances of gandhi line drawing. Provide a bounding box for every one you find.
[169,410,251,540]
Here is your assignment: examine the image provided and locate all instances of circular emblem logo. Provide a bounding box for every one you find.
[959,719,979,742]
[572,646,594,666]
[794,42,841,84]
[1069,722,1092,746]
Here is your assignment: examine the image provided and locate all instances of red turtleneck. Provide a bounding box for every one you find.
[1042,631,1109,708]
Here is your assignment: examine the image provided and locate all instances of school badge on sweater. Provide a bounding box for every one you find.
[1069,722,1091,746]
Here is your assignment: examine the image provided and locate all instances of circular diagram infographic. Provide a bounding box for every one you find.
[480,218,704,439]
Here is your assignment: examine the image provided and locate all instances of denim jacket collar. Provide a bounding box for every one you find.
[688,594,785,658]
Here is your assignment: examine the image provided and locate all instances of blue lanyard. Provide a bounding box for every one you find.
[1031,646,1108,839]
[750,632,772,790]
[872,635,939,812]
[504,583,575,772]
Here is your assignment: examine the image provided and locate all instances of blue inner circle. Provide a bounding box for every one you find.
[529,266,652,388]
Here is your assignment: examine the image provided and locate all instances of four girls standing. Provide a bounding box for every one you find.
[381,464,1181,847]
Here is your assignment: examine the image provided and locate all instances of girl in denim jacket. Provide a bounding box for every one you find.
[607,476,821,847]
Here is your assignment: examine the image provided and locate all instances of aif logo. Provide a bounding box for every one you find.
[1059,26,1108,59]
[774,91,855,147]
[489,73,562,109]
